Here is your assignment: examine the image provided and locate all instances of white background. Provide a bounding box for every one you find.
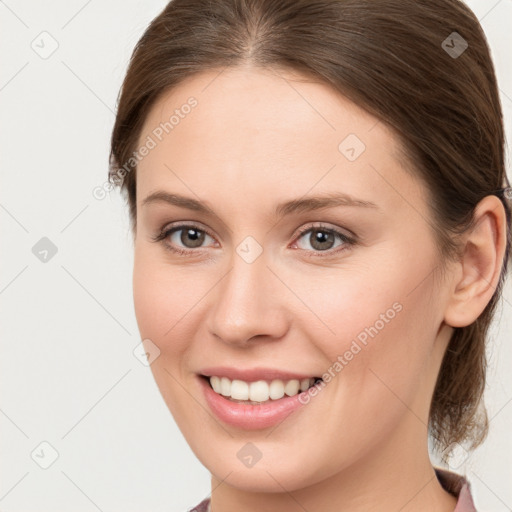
[0,1,511,510]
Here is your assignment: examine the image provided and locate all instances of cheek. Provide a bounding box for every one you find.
[132,259,169,343]
[316,234,439,355]
[286,273,438,479]
[132,246,201,347]
[301,242,440,408]
[132,247,205,426]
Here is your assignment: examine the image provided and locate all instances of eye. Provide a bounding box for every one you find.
[151,221,356,258]
[291,223,355,256]
[151,223,217,255]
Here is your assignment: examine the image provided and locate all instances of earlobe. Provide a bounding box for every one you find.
[443,195,507,328]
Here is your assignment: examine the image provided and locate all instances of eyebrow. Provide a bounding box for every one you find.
[141,191,379,217]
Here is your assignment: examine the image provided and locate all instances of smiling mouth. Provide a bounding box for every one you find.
[201,375,323,404]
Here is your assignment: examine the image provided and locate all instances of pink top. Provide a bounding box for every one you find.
[188,468,477,511]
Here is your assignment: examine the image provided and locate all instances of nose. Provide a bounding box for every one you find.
[207,247,289,347]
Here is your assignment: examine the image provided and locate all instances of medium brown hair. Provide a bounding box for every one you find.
[109,0,511,458]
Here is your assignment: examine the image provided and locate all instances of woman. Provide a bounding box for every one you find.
[108,0,511,510]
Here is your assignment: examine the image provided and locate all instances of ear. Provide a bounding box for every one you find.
[443,195,508,328]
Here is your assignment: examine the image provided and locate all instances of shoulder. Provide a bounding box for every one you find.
[188,496,210,512]
[434,467,478,512]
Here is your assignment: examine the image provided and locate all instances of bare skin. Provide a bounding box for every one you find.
[132,64,506,512]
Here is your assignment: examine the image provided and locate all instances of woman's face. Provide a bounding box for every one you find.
[133,66,455,492]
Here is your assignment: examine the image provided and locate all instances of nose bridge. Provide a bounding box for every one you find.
[208,243,287,345]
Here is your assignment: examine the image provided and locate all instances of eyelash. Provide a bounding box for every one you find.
[151,222,356,258]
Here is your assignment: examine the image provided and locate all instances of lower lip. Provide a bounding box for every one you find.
[199,376,312,430]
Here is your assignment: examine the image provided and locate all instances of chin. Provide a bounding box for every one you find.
[194,442,337,494]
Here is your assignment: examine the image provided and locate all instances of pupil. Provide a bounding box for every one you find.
[182,228,205,248]
[312,230,334,250]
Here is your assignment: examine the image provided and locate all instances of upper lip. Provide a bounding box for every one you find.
[199,366,321,382]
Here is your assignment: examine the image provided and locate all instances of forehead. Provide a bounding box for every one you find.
[140,65,383,152]
[135,66,426,217]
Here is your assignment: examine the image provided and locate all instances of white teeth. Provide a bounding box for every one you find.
[210,376,221,394]
[300,378,311,391]
[220,377,231,396]
[249,380,269,402]
[208,376,318,402]
[269,379,285,400]
[284,379,300,396]
[231,379,249,400]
